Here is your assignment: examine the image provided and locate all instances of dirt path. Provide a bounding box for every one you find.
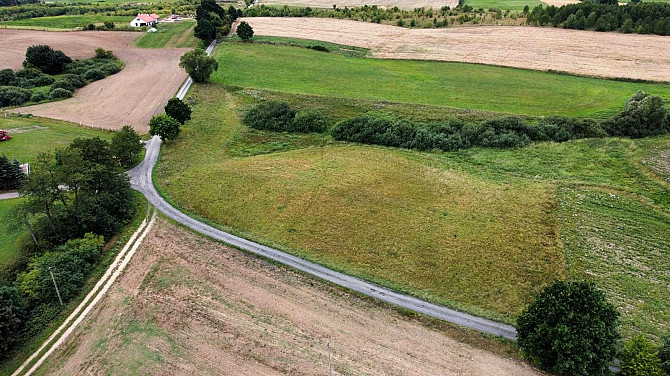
[243,17,670,82]
[0,30,189,133]
[36,219,544,375]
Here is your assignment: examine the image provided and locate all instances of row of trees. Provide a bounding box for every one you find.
[518,280,670,376]
[526,2,670,35]
[193,0,239,42]
[0,130,142,359]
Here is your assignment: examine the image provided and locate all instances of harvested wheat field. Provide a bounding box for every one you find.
[0,29,189,133]
[244,17,670,82]
[35,219,544,376]
[260,0,458,10]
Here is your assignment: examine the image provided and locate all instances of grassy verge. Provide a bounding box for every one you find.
[211,42,670,118]
[232,35,369,57]
[0,15,132,29]
[0,198,27,268]
[155,83,670,340]
[0,192,149,376]
[0,115,113,164]
[132,20,197,49]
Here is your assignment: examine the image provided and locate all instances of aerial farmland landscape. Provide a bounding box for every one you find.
[0,0,669,373]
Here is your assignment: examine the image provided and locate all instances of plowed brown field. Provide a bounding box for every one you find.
[36,219,545,376]
[259,0,459,10]
[244,17,670,82]
[1,30,189,133]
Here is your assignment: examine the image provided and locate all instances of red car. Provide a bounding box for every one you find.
[0,130,11,141]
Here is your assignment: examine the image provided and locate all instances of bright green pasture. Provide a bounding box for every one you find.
[132,20,197,48]
[0,198,26,268]
[0,15,132,29]
[211,42,670,119]
[0,115,112,164]
[464,0,542,10]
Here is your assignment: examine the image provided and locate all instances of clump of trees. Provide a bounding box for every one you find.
[517,280,620,376]
[0,46,122,108]
[0,136,138,360]
[179,48,218,83]
[194,0,239,41]
[0,155,24,190]
[242,101,327,133]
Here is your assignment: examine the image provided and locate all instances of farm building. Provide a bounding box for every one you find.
[130,14,159,27]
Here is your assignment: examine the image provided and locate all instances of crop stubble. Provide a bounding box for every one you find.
[0,29,189,133]
[244,17,670,82]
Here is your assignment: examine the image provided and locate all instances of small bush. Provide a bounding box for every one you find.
[242,101,296,131]
[470,116,532,148]
[540,116,606,139]
[94,48,115,59]
[28,74,55,87]
[15,67,43,80]
[101,63,120,76]
[0,86,32,107]
[50,80,75,92]
[291,110,328,132]
[308,45,330,52]
[9,77,33,89]
[0,69,14,86]
[50,88,73,99]
[619,335,665,376]
[83,69,105,81]
[29,92,46,103]
[61,74,86,89]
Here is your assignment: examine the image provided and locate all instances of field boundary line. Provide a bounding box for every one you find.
[11,211,156,376]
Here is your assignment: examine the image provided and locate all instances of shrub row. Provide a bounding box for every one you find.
[242,101,328,133]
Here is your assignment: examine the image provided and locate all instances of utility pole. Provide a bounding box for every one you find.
[48,266,64,306]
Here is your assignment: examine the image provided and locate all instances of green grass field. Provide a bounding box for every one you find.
[0,198,27,268]
[465,0,542,10]
[0,115,112,164]
[132,20,197,48]
[0,15,133,30]
[212,42,670,119]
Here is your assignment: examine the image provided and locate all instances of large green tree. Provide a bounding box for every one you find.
[0,286,25,360]
[179,49,218,83]
[164,98,192,124]
[236,21,254,41]
[149,114,181,141]
[517,281,620,376]
[110,125,142,167]
[0,154,25,190]
[23,45,72,75]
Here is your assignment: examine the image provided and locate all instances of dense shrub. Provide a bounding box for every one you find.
[0,86,32,107]
[61,74,87,89]
[602,91,669,138]
[470,116,531,148]
[0,69,14,86]
[243,101,296,131]
[49,88,73,99]
[517,281,619,376]
[660,332,670,374]
[14,67,42,80]
[308,45,330,52]
[28,73,55,87]
[0,286,25,361]
[164,97,192,124]
[29,92,46,103]
[540,115,607,139]
[291,110,328,132]
[9,77,33,89]
[23,45,72,75]
[94,47,114,59]
[0,154,24,190]
[83,69,105,81]
[50,80,75,92]
[619,335,665,376]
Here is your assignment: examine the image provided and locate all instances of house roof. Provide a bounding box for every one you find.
[136,14,156,23]
[149,13,159,19]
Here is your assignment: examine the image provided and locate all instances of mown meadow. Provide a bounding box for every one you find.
[156,41,670,339]
[132,20,198,49]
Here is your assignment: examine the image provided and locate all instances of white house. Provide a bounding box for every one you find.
[129,13,159,27]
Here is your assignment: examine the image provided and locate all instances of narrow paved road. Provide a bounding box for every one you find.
[128,145,517,341]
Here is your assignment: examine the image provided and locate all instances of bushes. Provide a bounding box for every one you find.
[243,101,297,131]
[50,88,73,99]
[0,286,25,361]
[23,44,72,75]
[0,86,32,107]
[83,69,105,81]
[29,92,46,103]
[0,69,14,86]
[602,91,669,138]
[61,74,86,89]
[517,281,620,376]
[619,335,665,376]
[292,110,327,132]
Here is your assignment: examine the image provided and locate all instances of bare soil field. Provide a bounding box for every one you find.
[35,219,544,376]
[244,17,670,82]
[542,0,578,6]
[0,29,189,133]
[260,0,459,10]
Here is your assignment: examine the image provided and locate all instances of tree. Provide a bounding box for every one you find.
[110,126,142,167]
[0,155,25,190]
[179,49,218,83]
[517,280,620,376]
[164,98,192,124]
[602,91,669,138]
[23,45,72,75]
[149,114,181,141]
[237,21,254,41]
[620,335,665,376]
[0,286,25,360]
